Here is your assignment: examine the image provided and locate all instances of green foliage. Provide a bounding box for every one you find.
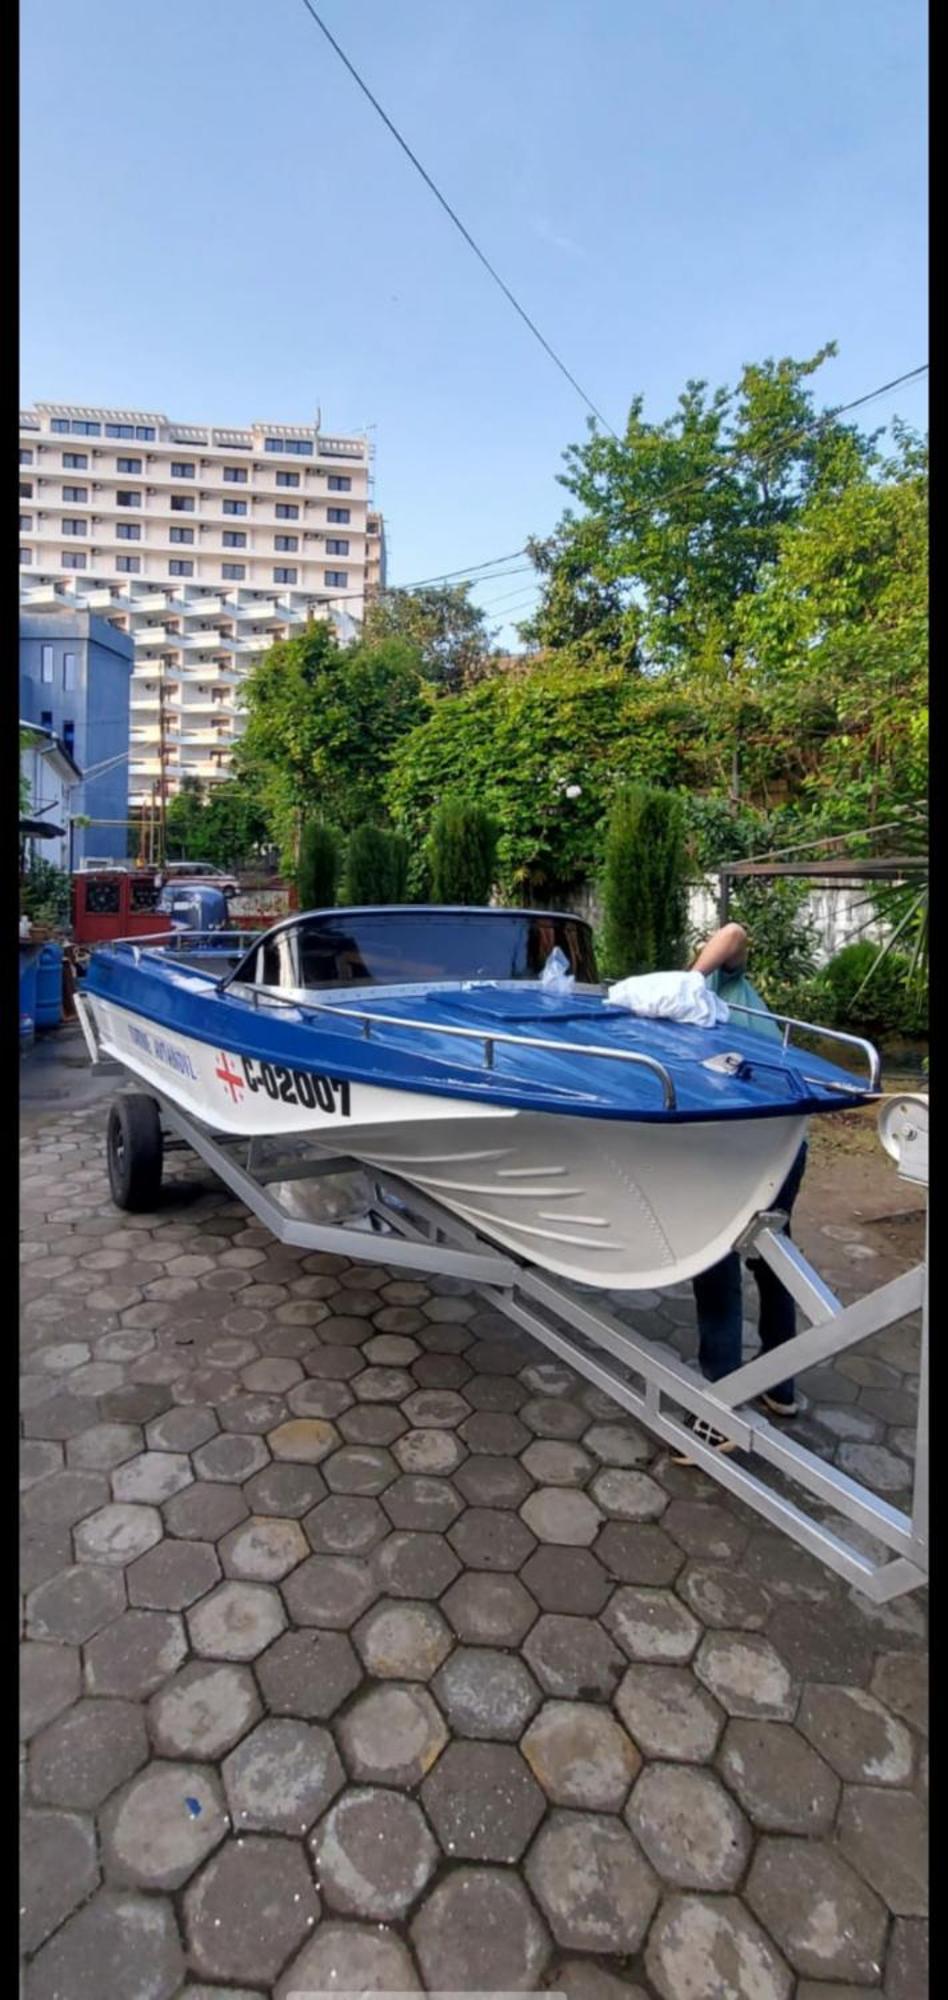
[21,859,71,928]
[426,796,499,904]
[297,821,340,910]
[721,879,821,1014]
[811,941,928,1039]
[166,777,269,870]
[344,826,410,905]
[599,785,688,977]
[236,625,429,854]
[363,584,498,691]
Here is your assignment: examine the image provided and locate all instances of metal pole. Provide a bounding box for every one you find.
[158,661,167,868]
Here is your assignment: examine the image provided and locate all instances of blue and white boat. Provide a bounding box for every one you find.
[82,905,880,1290]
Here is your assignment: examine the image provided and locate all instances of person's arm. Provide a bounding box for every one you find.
[691,923,748,977]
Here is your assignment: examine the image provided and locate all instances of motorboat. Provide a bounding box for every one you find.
[81,905,881,1290]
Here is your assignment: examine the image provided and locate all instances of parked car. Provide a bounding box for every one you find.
[161,861,240,896]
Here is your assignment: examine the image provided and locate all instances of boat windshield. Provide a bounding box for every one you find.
[231,908,599,992]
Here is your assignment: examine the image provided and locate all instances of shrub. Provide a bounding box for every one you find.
[345,826,410,905]
[297,821,340,910]
[813,940,928,1038]
[598,784,687,976]
[21,859,71,929]
[427,796,499,905]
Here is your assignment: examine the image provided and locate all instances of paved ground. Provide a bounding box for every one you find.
[20,1032,928,1998]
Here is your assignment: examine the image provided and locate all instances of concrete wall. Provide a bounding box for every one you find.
[20,611,134,864]
[571,878,890,967]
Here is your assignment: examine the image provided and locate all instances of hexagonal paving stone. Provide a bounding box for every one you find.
[626,1761,751,1889]
[163,1481,249,1541]
[184,1835,319,1987]
[837,1786,928,1916]
[694,1632,797,1719]
[26,1564,126,1645]
[766,1599,882,1686]
[662,1500,750,1561]
[323,1443,398,1493]
[520,1614,623,1702]
[401,1388,471,1428]
[447,1506,536,1570]
[266,1417,339,1465]
[602,1585,701,1664]
[25,1887,185,2000]
[645,1892,793,2000]
[22,1469,110,1528]
[281,1553,379,1628]
[554,1961,649,2000]
[615,1665,724,1762]
[187,1581,286,1660]
[257,1629,362,1719]
[243,1461,326,1519]
[466,1374,527,1411]
[521,1546,612,1615]
[276,1921,419,2000]
[422,1739,545,1860]
[338,1682,448,1787]
[871,1649,928,1734]
[146,1406,219,1452]
[29,1698,148,1810]
[519,1487,602,1546]
[311,1786,438,1919]
[304,1492,388,1553]
[434,1644,541,1739]
[460,1409,531,1454]
[526,1809,659,1954]
[717,1719,840,1833]
[222,1715,344,1835]
[20,1641,81,1740]
[219,1514,309,1582]
[393,1426,465,1475]
[147,1659,261,1760]
[99,1759,228,1888]
[745,1835,888,1982]
[521,1440,593,1487]
[338,1403,407,1446]
[589,1469,667,1521]
[364,1333,421,1365]
[191,1434,270,1483]
[83,1608,188,1698]
[382,1472,464,1532]
[676,1562,771,1629]
[595,1521,685,1587]
[522,1700,640,1809]
[796,1683,915,1784]
[127,1539,221,1611]
[584,1421,654,1467]
[74,1501,164,1566]
[19,1808,99,1954]
[884,1918,929,2000]
[111,1451,193,1504]
[442,1569,539,1644]
[301,1343,363,1381]
[354,1598,453,1680]
[411,1865,550,1991]
[374,1528,462,1597]
[521,1395,588,1440]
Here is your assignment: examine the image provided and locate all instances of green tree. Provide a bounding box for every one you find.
[165,775,206,859]
[297,821,341,909]
[599,784,688,977]
[344,826,410,904]
[427,796,499,904]
[363,584,498,692]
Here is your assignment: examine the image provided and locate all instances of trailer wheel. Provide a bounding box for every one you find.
[107,1094,164,1211]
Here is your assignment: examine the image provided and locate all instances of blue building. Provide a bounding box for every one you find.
[20,611,134,865]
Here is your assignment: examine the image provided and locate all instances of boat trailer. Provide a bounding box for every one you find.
[76,993,928,1604]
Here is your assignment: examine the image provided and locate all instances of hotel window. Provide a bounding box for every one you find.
[20,481,33,498]
[171,461,195,478]
[63,452,88,469]
[222,562,246,581]
[20,548,32,563]
[62,551,88,569]
[328,475,352,491]
[324,570,348,588]
[275,470,300,488]
[62,721,75,757]
[275,502,299,519]
[326,538,349,556]
[222,498,247,516]
[136,426,156,440]
[223,466,248,483]
[20,448,33,465]
[20,515,32,532]
[170,494,195,512]
[63,652,77,691]
[169,559,194,577]
[275,535,298,552]
[62,518,87,535]
[170,526,195,544]
[223,530,246,548]
[117,554,141,573]
[63,485,88,503]
[117,490,142,507]
[40,712,53,731]
[327,507,350,523]
[41,645,54,683]
[61,419,101,435]
[106,423,135,438]
[273,566,298,585]
[265,437,313,455]
[117,456,142,474]
[51,418,71,432]
[117,522,142,539]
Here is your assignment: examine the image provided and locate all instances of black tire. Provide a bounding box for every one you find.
[107,1094,164,1211]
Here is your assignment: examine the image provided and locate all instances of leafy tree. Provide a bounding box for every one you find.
[297,821,341,909]
[165,775,206,858]
[599,785,688,976]
[427,796,498,904]
[236,625,429,858]
[344,826,410,904]
[166,776,269,870]
[363,584,498,692]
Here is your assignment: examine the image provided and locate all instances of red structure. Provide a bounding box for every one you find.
[72,870,172,947]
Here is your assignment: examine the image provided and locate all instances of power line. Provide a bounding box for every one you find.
[296,0,617,437]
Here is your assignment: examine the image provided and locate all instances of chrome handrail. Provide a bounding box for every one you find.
[728,1004,882,1093]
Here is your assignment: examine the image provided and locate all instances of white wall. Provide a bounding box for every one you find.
[572,877,891,966]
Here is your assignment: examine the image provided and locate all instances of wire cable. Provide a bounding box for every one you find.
[296,0,617,437]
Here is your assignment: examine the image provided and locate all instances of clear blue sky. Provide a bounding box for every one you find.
[21,0,927,643]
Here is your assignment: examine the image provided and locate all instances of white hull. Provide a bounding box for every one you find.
[87,994,807,1289]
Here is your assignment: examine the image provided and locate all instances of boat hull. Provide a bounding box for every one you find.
[87,992,807,1289]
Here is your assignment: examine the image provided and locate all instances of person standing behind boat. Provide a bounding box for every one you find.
[675,921,807,1458]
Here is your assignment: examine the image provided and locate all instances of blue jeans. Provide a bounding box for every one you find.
[692,1141,808,1405]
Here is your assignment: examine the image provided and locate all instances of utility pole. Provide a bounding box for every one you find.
[157,659,168,867]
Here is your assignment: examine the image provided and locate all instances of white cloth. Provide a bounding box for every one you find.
[607,969,730,1029]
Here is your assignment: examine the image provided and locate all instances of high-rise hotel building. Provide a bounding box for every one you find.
[18,403,385,812]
